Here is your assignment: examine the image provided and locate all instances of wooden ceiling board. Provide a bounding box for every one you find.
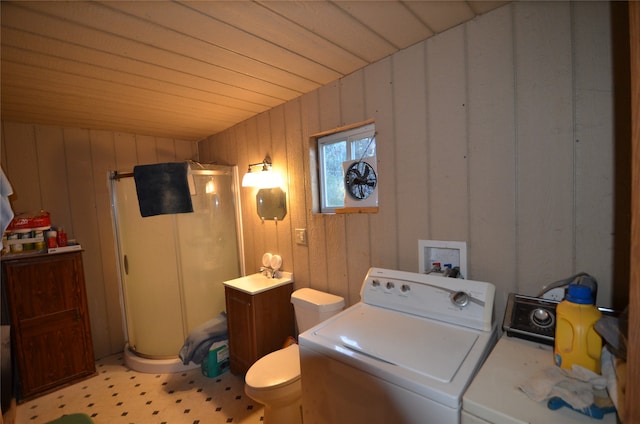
[184,1,370,75]
[1,88,232,140]
[1,43,270,115]
[1,27,285,110]
[1,0,508,140]
[257,0,397,63]
[10,2,320,96]
[4,3,305,99]
[1,60,247,123]
[102,1,342,85]
[0,94,231,135]
[0,96,222,136]
[1,65,251,125]
[331,1,433,49]
[468,1,511,15]
[0,102,239,145]
[404,1,476,34]
[0,59,260,130]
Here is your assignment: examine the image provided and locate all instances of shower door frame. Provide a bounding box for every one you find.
[109,163,245,359]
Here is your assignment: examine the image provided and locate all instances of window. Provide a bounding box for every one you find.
[317,123,376,213]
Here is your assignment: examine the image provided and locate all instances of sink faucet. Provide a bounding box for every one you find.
[260,266,279,278]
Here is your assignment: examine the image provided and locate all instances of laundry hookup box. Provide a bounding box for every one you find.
[201,340,230,378]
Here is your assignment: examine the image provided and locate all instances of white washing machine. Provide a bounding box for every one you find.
[298,267,497,424]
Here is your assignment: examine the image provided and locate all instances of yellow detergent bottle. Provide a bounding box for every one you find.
[554,284,602,373]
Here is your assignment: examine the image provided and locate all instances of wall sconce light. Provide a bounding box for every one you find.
[242,155,287,221]
[241,155,283,188]
[205,179,215,194]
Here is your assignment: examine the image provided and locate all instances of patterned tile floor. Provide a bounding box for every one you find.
[15,353,263,424]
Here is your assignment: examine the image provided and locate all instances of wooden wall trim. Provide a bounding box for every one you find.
[626,1,640,422]
[310,118,376,139]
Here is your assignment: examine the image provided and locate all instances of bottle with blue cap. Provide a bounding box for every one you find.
[554,283,602,373]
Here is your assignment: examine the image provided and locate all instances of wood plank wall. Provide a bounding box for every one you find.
[200,2,623,327]
[1,126,197,358]
[0,2,627,360]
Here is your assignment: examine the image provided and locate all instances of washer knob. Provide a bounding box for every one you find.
[533,308,549,322]
[531,308,554,328]
[386,281,395,290]
[371,279,380,287]
[451,291,470,307]
[401,284,411,293]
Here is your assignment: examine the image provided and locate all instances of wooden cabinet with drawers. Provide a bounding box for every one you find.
[1,251,95,401]
[225,283,295,374]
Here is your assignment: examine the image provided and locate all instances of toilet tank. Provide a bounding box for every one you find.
[291,288,345,333]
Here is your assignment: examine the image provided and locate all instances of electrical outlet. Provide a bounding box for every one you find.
[541,287,566,301]
[295,228,307,246]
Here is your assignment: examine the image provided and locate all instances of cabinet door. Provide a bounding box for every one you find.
[225,287,256,374]
[3,252,95,399]
[225,284,295,374]
[252,284,295,358]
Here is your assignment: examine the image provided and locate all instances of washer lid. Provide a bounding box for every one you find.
[245,344,300,389]
[312,304,478,383]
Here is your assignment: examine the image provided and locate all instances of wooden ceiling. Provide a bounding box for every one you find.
[1,1,507,141]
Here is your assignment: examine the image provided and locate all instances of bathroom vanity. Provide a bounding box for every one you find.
[1,251,95,401]
[224,273,295,374]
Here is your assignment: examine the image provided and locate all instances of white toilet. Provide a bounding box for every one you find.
[244,288,345,424]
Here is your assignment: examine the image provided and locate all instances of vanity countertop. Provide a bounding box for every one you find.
[223,272,294,295]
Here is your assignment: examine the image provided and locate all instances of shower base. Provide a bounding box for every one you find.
[123,343,199,374]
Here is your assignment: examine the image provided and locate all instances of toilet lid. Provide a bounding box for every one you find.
[245,344,300,390]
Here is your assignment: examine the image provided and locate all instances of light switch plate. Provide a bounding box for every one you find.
[295,228,307,245]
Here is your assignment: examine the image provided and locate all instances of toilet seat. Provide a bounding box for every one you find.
[245,344,300,391]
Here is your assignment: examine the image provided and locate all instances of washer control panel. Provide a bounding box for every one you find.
[360,267,495,332]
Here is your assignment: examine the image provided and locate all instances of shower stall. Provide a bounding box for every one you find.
[110,162,244,372]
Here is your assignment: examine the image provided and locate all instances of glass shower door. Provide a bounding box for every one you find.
[112,165,242,359]
[114,177,185,358]
[176,171,242,333]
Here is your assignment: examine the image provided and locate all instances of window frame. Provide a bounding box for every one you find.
[317,123,376,213]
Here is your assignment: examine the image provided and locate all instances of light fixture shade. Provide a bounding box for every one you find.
[241,171,261,187]
[259,170,283,188]
[242,169,283,188]
[242,155,284,188]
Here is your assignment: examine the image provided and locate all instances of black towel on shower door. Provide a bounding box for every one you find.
[133,162,194,217]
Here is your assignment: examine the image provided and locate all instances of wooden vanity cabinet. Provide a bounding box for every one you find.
[1,251,96,401]
[225,283,295,374]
